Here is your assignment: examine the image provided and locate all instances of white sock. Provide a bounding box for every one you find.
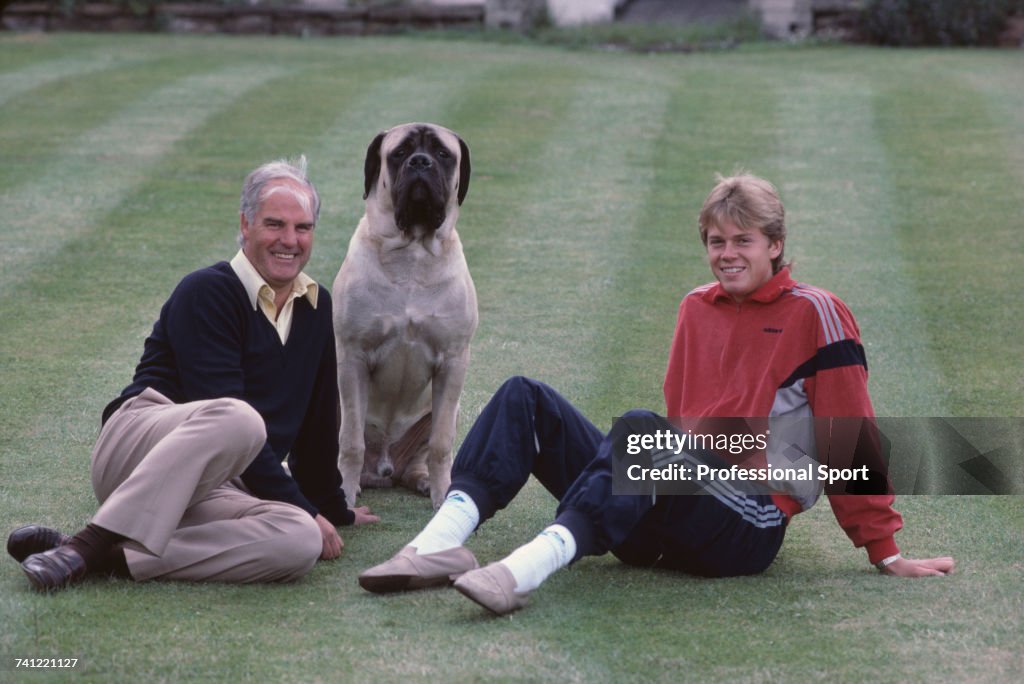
[500,524,577,593]
[408,490,479,555]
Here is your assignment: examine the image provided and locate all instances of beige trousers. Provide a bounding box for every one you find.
[90,388,321,583]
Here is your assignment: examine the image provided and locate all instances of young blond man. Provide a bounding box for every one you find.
[358,174,954,615]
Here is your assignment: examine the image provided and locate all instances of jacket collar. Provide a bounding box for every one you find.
[702,267,796,305]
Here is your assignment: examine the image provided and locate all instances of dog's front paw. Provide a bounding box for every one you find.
[340,458,364,507]
[415,478,431,498]
[342,483,361,508]
[428,465,452,510]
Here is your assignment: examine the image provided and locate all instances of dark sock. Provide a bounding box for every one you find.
[108,548,131,579]
[67,524,125,574]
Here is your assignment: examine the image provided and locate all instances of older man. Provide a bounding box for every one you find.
[8,157,376,591]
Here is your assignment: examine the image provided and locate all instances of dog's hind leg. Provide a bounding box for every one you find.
[393,414,433,497]
[360,442,395,489]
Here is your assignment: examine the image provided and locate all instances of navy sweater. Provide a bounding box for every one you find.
[103,262,353,525]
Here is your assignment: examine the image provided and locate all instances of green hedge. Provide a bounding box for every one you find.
[860,0,1022,46]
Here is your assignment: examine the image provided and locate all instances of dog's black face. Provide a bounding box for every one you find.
[389,126,454,233]
[364,123,471,235]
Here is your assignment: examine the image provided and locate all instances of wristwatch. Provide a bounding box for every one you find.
[875,553,902,570]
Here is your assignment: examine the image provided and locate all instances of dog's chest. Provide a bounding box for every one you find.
[366,296,455,366]
[361,303,443,419]
[359,247,471,351]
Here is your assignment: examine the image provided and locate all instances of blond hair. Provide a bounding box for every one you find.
[698,173,788,273]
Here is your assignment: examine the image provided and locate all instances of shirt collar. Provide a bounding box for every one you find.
[230,250,318,310]
[703,267,796,305]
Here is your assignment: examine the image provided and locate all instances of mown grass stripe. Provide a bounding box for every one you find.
[0,63,291,298]
[448,59,671,420]
[0,57,217,201]
[0,51,157,107]
[585,55,789,417]
[770,67,951,417]
[871,59,1024,416]
[534,63,676,420]
[953,56,1024,187]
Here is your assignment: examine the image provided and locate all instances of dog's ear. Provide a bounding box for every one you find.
[457,136,471,206]
[363,131,386,200]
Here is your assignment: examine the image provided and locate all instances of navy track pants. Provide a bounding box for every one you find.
[450,376,787,577]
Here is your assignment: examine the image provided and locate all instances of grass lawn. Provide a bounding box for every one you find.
[1,32,1022,682]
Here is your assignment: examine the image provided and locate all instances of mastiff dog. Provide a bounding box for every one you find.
[332,123,477,509]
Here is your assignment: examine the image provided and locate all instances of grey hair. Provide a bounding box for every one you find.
[238,155,321,245]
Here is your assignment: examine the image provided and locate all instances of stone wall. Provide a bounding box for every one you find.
[749,0,864,39]
[1,2,485,35]
[1,0,647,33]
[483,0,545,29]
[546,0,620,26]
[748,0,810,37]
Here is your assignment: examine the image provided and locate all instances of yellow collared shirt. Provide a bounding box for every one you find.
[230,250,318,344]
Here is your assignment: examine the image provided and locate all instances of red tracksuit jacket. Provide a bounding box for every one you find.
[663,268,902,564]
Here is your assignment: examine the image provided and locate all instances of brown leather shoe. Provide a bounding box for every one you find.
[21,546,88,592]
[7,525,72,563]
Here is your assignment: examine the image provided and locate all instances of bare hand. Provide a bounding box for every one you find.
[350,505,380,526]
[315,513,343,560]
[882,556,955,577]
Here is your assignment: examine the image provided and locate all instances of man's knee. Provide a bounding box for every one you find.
[197,398,266,456]
[494,375,561,414]
[496,375,540,401]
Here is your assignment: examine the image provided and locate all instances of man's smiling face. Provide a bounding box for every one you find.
[705,220,782,304]
[240,180,315,296]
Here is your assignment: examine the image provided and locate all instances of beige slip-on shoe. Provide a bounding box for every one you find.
[453,562,530,616]
[358,545,478,593]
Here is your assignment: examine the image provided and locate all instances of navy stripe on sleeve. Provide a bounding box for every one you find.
[779,339,867,389]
